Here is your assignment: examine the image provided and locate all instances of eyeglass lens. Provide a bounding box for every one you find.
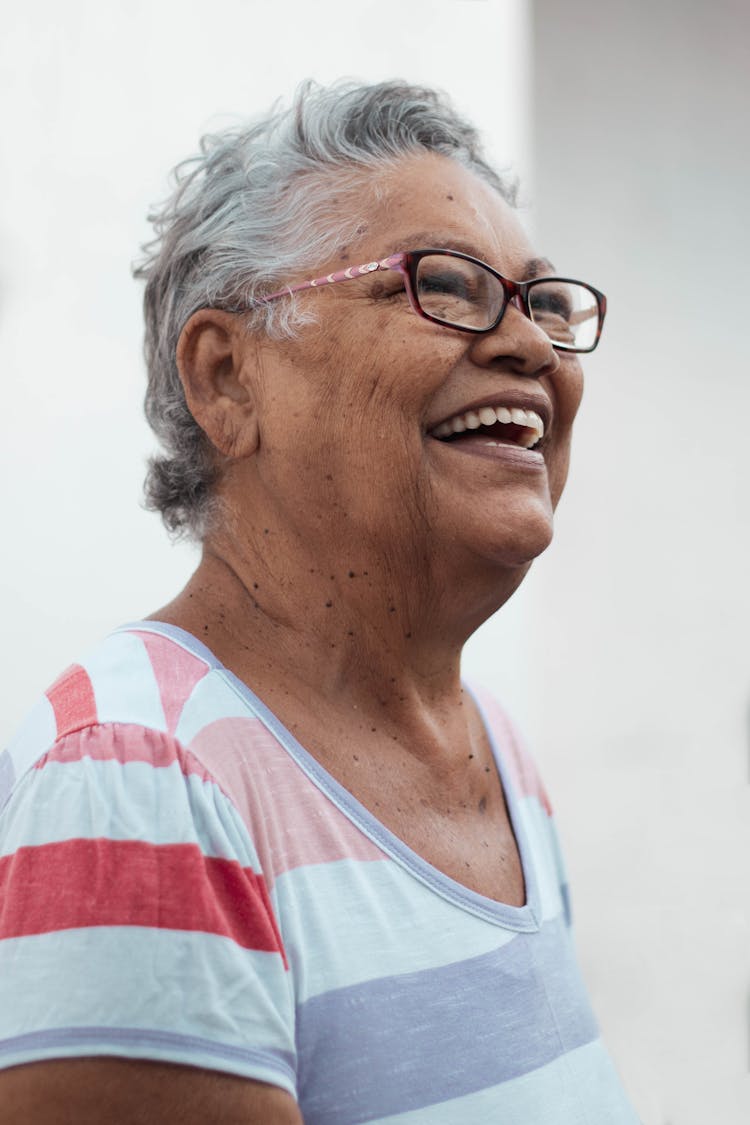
[414,255,599,350]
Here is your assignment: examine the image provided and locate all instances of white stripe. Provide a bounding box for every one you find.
[0,927,295,1087]
[372,1039,639,1124]
[0,757,261,871]
[81,632,166,732]
[274,857,521,1003]
[174,670,250,745]
[514,796,568,923]
[4,694,56,780]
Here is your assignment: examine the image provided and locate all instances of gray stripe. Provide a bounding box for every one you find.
[296,916,598,1124]
[0,1025,296,1084]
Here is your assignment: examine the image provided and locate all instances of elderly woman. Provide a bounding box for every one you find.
[0,81,636,1124]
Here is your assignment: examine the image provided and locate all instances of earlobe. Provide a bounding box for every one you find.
[176,309,260,459]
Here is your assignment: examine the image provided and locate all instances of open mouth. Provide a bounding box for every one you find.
[429,405,545,451]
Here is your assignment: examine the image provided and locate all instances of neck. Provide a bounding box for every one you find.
[150,512,526,747]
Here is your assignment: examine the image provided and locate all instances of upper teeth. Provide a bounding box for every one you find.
[432,405,545,449]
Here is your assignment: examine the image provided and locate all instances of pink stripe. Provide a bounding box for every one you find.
[34,722,215,785]
[0,838,287,965]
[135,631,209,736]
[473,689,553,815]
[187,717,385,884]
[45,664,98,738]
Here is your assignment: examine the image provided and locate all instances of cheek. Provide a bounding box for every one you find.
[555,359,585,426]
[547,363,584,507]
[549,434,574,509]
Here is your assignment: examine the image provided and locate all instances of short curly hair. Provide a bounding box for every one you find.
[134,78,515,539]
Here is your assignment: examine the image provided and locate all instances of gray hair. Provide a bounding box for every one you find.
[134,78,516,539]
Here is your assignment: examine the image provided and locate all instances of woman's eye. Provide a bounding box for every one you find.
[532,292,573,321]
[419,271,473,300]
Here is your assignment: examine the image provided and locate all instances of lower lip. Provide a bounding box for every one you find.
[429,437,546,469]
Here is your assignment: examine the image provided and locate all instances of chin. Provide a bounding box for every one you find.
[483,500,555,569]
[491,532,553,570]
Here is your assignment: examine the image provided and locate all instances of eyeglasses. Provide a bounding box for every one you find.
[258,248,607,353]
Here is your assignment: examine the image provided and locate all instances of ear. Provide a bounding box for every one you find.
[176,309,260,459]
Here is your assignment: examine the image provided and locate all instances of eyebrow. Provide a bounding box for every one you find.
[524,256,556,279]
[387,232,485,257]
[383,234,556,279]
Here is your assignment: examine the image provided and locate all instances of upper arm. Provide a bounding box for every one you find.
[0,721,297,1103]
[0,1058,304,1125]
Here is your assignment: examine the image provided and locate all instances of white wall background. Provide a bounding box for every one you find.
[0,0,531,734]
[529,3,750,1123]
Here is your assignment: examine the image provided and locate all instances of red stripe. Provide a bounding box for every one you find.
[0,839,287,966]
[135,631,209,736]
[46,665,98,739]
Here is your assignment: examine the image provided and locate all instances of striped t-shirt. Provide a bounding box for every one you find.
[0,622,638,1123]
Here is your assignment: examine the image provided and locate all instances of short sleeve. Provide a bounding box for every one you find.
[0,721,297,1095]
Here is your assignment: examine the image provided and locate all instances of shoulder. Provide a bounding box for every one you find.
[469,684,553,816]
[1,625,249,810]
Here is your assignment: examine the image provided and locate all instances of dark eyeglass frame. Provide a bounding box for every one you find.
[258,248,607,353]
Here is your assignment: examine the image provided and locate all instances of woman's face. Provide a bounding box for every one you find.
[242,152,585,583]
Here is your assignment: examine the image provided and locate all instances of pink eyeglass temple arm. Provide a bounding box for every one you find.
[259,254,406,303]
[257,255,600,330]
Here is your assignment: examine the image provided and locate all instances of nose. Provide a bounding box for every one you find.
[471,299,561,379]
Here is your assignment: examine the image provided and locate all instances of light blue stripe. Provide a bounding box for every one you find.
[515,797,568,922]
[275,857,519,1002]
[296,915,598,1125]
[0,1026,295,1095]
[174,669,253,745]
[81,631,167,731]
[0,756,261,871]
[373,1039,640,1124]
[0,926,295,1076]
